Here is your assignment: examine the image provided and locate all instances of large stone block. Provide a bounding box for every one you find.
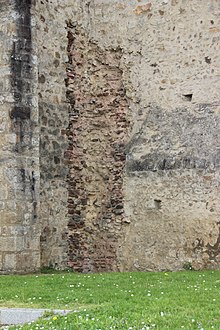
[4,253,16,270]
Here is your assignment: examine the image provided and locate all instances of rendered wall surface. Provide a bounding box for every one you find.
[1,0,220,273]
[66,0,220,271]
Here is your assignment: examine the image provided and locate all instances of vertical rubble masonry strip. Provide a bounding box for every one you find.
[38,20,69,267]
[65,23,131,272]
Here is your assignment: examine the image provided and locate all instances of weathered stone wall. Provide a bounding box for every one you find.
[35,0,76,269]
[75,0,220,271]
[0,0,40,272]
[1,0,220,273]
[65,24,130,272]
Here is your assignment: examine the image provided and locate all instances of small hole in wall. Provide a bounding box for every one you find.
[154,199,162,209]
[205,56,211,64]
[183,94,193,101]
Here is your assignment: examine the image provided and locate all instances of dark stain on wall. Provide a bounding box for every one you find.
[10,0,33,152]
[206,225,220,261]
[126,154,215,173]
[9,1,38,224]
[126,104,220,174]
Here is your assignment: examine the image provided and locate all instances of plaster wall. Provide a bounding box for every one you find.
[76,0,220,271]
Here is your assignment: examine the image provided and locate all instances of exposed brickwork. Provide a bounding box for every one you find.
[65,24,130,272]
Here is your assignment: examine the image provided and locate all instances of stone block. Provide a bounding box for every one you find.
[0,237,16,252]
[4,253,16,270]
[0,212,17,225]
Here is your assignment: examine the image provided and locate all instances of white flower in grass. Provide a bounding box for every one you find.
[160,312,164,316]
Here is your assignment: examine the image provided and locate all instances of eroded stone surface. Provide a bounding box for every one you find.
[65,25,130,272]
[1,0,220,272]
[0,0,40,273]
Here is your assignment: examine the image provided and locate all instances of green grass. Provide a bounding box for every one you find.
[0,270,219,329]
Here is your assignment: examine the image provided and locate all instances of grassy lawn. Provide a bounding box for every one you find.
[0,270,219,329]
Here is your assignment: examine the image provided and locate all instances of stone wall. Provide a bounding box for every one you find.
[35,0,76,269]
[65,24,130,272]
[1,0,220,273]
[0,0,40,273]
[69,0,220,271]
